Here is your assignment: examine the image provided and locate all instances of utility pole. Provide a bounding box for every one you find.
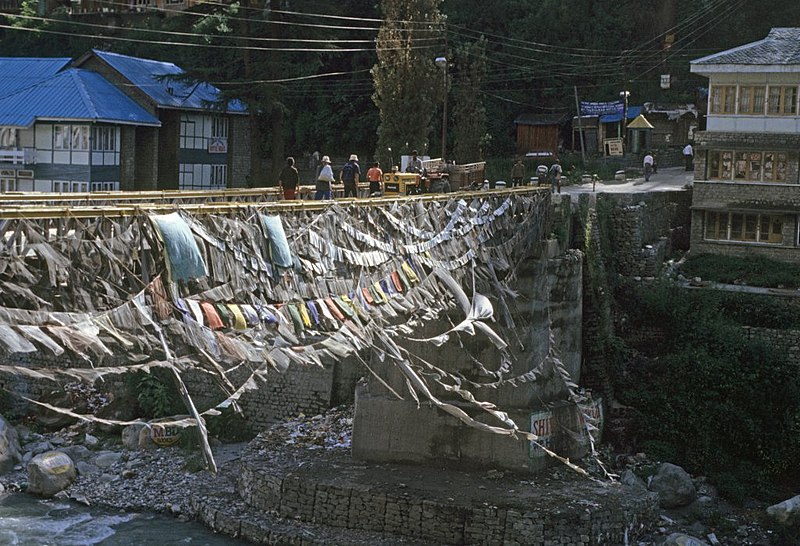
[574,86,586,163]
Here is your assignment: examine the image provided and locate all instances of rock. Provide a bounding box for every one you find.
[75,461,100,476]
[60,444,92,463]
[121,422,147,450]
[620,469,648,491]
[0,415,22,474]
[663,533,709,546]
[648,462,697,508]
[84,433,99,448]
[122,469,136,479]
[94,451,123,468]
[26,451,77,497]
[767,494,800,525]
[24,441,53,456]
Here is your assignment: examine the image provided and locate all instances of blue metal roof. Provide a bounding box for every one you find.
[0,68,161,128]
[0,57,71,98]
[90,49,246,113]
[600,106,642,124]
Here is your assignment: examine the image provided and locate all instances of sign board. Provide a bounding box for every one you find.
[579,100,623,116]
[604,138,624,156]
[661,74,671,89]
[208,138,228,154]
[529,398,604,459]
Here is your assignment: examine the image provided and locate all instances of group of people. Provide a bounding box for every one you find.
[510,158,562,193]
[641,143,694,182]
[278,153,385,200]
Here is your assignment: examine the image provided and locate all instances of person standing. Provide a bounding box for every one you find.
[643,152,654,182]
[278,156,299,200]
[367,161,383,197]
[315,155,335,200]
[510,157,526,187]
[683,143,694,171]
[549,159,562,194]
[340,154,361,198]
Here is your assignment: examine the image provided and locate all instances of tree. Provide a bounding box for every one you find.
[451,36,488,162]
[372,0,447,167]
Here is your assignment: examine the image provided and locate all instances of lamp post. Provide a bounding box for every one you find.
[435,56,447,161]
[620,90,630,151]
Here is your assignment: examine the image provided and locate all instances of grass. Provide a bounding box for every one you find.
[679,254,800,289]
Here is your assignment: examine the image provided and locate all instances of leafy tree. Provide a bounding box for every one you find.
[451,36,488,161]
[372,0,446,166]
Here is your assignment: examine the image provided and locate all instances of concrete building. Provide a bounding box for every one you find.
[690,28,800,263]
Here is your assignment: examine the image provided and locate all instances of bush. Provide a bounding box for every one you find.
[129,370,184,419]
[680,254,800,289]
[616,282,800,501]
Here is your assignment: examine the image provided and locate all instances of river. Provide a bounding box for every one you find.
[0,493,244,545]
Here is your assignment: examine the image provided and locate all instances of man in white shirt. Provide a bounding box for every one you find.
[683,143,694,171]
[643,152,654,182]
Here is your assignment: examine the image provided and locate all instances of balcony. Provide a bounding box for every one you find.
[0,148,34,165]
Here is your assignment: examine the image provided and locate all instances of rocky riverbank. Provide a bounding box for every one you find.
[0,407,795,545]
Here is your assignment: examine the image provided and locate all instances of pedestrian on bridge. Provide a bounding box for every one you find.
[315,156,335,200]
[510,158,526,187]
[278,156,299,200]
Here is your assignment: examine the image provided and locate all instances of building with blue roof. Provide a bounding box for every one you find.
[74,49,251,191]
[689,28,800,264]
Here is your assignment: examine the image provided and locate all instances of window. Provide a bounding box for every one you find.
[211,164,227,187]
[91,127,117,152]
[734,152,763,181]
[708,151,733,180]
[763,153,788,182]
[179,163,194,188]
[704,211,783,244]
[54,125,89,150]
[0,127,17,148]
[711,85,736,114]
[90,181,119,191]
[0,178,16,192]
[180,118,198,149]
[211,117,228,139]
[738,86,766,115]
[767,86,798,115]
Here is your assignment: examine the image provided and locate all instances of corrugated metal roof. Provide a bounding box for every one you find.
[0,57,71,98]
[692,28,800,66]
[89,49,246,113]
[0,68,161,128]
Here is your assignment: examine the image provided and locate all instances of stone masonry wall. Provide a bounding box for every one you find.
[598,191,691,277]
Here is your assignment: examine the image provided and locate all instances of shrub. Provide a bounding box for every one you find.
[130,370,184,419]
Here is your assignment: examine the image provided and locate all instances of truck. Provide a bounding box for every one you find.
[420,158,486,192]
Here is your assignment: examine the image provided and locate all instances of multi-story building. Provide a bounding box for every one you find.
[74,49,249,191]
[690,28,800,263]
[0,50,250,192]
[0,59,160,192]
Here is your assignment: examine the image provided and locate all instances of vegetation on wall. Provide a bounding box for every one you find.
[679,254,800,290]
[613,280,800,501]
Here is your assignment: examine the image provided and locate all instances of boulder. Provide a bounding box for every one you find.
[121,422,147,450]
[620,468,648,492]
[27,451,77,497]
[94,451,123,468]
[663,532,709,546]
[59,444,92,463]
[767,494,800,526]
[0,414,21,474]
[648,462,697,508]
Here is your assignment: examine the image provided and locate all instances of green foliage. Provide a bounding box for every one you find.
[130,370,183,419]
[372,0,447,166]
[680,253,800,289]
[617,282,800,501]
[451,37,489,161]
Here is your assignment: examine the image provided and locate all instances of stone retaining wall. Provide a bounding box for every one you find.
[236,455,658,546]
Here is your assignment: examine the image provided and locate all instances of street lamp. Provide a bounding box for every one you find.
[435,56,447,161]
[620,90,630,150]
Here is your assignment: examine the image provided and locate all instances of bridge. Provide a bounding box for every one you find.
[0,186,595,474]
